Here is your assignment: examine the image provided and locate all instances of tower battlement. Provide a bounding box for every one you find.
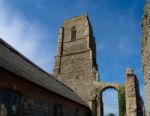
[64,14,88,24]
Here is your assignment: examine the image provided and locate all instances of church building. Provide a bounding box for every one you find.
[0,3,147,115]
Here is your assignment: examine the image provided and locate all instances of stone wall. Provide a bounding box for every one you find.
[142,1,150,115]
[53,15,145,116]
[94,81,125,116]
[125,68,144,116]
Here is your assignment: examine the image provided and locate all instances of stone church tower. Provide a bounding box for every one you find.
[142,0,150,115]
[53,14,98,107]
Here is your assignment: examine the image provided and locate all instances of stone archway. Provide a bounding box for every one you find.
[94,82,126,116]
[100,86,120,116]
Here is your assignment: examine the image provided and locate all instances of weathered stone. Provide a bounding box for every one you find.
[53,14,98,108]
[142,1,150,116]
[53,15,144,116]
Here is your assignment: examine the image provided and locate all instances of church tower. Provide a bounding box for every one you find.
[53,14,98,105]
[142,0,150,115]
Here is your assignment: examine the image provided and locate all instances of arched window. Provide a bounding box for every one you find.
[71,26,76,41]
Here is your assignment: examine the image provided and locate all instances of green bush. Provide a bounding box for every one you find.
[106,113,116,116]
[118,86,126,116]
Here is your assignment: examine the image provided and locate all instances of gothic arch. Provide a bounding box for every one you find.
[100,85,119,95]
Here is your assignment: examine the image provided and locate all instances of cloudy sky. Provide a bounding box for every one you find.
[0,0,146,115]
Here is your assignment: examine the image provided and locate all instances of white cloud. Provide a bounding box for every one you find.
[0,1,55,73]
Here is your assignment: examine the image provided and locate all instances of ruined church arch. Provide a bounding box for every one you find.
[100,86,119,95]
[94,82,125,116]
[100,87,119,116]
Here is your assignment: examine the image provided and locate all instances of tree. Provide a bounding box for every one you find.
[106,113,116,116]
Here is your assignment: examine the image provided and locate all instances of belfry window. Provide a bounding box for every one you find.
[71,27,76,41]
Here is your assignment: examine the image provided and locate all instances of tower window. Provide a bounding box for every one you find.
[71,27,76,41]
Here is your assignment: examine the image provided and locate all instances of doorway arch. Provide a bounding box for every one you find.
[100,86,119,116]
[94,82,125,116]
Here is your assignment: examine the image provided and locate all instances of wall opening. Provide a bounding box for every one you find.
[101,88,119,116]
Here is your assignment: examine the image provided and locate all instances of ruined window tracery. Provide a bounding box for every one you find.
[71,26,76,41]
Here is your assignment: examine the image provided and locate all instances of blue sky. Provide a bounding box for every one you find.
[0,0,146,115]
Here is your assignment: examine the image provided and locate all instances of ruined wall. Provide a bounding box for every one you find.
[94,81,126,116]
[125,68,144,116]
[142,1,150,115]
[53,14,98,107]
